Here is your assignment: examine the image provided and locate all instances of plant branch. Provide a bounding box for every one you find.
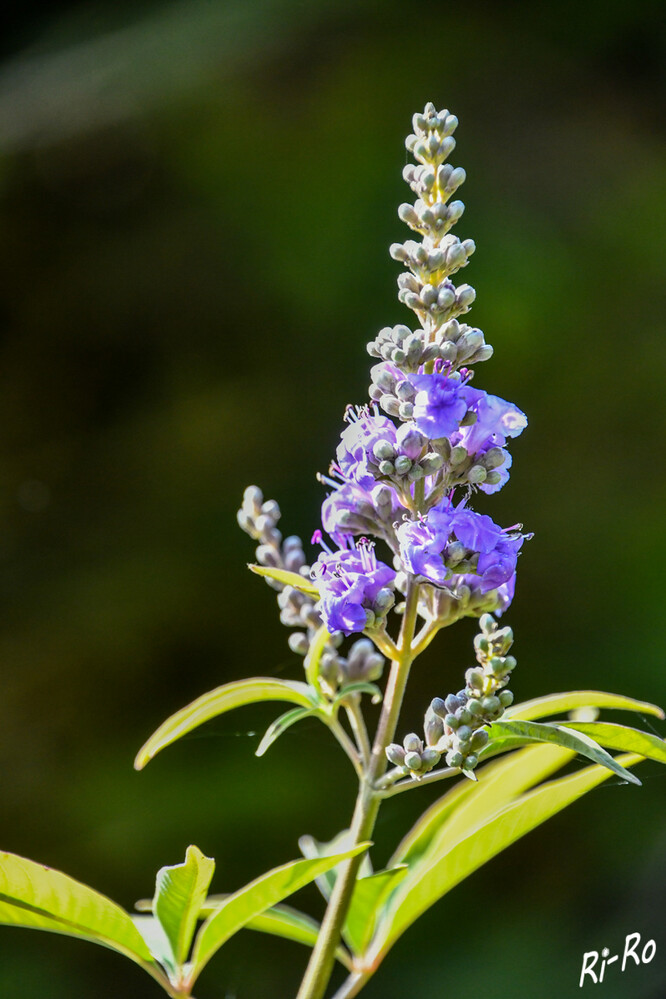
[344,698,372,768]
[378,764,458,797]
[295,578,421,999]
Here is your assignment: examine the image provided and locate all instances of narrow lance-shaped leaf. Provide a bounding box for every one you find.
[505,689,664,723]
[134,677,317,770]
[563,721,666,764]
[481,719,641,784]
[187,843,371,986]
[391,743,574,869]
[0,851,164,987]
[153,846,215,968]
[342,867,407,956]
[304,624,331,692]
[255,707,318,757]
[248,563,320,596]
[199,897,352,971]
[368,754,643,968]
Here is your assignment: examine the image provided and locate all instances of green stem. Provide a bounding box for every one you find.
[295,578,421,999]
[344,697,372,767]
[379,764,457,797]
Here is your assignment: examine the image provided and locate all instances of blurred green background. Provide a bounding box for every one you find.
[0,0,664,996]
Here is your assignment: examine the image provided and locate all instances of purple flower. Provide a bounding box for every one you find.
[411,371,468,439]
[397,500,528,597]
[311,536,396,635]
[336,408,398,489]
[321,480,404,540]
[454,386,527,494]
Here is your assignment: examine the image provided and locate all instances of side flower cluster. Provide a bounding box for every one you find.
[386,614,516,780]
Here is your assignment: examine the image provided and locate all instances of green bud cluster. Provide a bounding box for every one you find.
[431,614,516,775]
[237,486,385,696]
[366,103,492,384]
[385,731,441,779]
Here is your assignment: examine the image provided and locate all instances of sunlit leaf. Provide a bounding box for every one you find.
[135,677,317,769]
[368,754,643,967]
[187,843,370,986]
[200,897,352,970]
[298,831,373,901]
[248,563,319,596]
[153,846,215,968]
[505,690,664,722]
[390,743,573,868]
[564,721,666,763]
[343,867,407,955]
[255,707,318,757]
[0,851,163,986]
[304,624,331,691]
[334,682,383,705]
[482,719,641,784]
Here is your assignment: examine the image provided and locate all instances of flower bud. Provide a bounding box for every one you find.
[386,744,406,767]
[404,732,422,753]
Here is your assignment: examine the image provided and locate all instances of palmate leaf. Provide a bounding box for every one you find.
[365,753,643,970]
[248,563,320,596]
[0,851,166,989]
[481,719,641,784]
[185,843,371,988]
[134,677,317,770]
[505,689,664,722]
[199,897,352,971]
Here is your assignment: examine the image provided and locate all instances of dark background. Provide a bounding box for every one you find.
[0,0,664,996]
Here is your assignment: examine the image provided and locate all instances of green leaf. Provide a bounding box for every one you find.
[304,624,331,691]
[248,563,319,596]
[333,682,383,705]
[298,831,373,901]
[199,897,352,971]
[255,707,318,757]
[187,843,370,987]
[482,719,641,785]
[0,851,162,983]
[343,867,408,955]
[390,743,574,869]
[505,689,664,722]
[368,754,643,966]
[131,915,174,973]
[563,721,666,764]
[134,677,317,769]
[153,846,215,968]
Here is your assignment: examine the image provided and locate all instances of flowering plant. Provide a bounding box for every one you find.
[0,103,664,999]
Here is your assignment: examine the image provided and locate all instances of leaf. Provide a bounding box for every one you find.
[505,689,664,723]
[390,743,574,869]
[0,851,162,983]
[482,719,641,784]
[342,867,408,955]
[368,754,643,966]
[333,683,383,705]
[304,625,331,691]
[134,677,317,770]
[187,843,371,986]
[255,707,318,757]
[248,563,320,596]
[563,721,666,764]
[132,915,174,973]
[199,897,352,971]
[152,846,215,968]
[298,831,373,901]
